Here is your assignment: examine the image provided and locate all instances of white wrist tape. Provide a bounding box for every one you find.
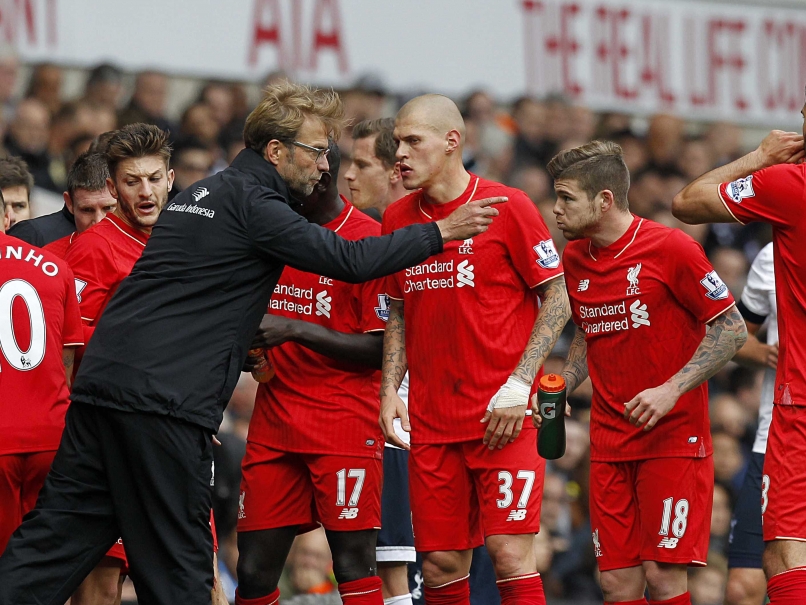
[487,376,532,412]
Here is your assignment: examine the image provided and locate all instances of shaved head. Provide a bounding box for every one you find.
[394,93,470,196]
[397,94,466,139]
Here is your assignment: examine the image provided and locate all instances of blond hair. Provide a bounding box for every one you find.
[547,140,630,210]
[243,81,344,154]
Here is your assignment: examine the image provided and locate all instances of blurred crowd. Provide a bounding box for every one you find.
[1,54,770,605]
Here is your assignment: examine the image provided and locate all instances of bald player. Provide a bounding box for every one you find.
[380,94,570,605]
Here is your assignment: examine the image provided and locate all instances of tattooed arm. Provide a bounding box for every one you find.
[63,347,76,390]
[624,305,747,430]
[483,275,571,449]
[380,298,410,449]
[561,325,589,395]
[511,275,572,384]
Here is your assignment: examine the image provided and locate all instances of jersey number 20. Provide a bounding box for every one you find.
[0,279,46,372]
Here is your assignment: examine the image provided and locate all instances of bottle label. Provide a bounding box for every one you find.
[540,400,556,419]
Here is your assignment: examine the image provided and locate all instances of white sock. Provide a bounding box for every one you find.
[384,595,414,605]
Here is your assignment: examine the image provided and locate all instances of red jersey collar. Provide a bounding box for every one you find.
[322,196,354,233]
[588,214,643,262]
[105,213,149,246]
[418,173,480,220]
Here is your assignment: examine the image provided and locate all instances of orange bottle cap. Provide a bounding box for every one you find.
[539,373,566,393]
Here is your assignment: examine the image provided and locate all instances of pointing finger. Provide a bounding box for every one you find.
[473,196,508,207]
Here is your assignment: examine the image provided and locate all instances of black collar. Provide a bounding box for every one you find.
[61,203,76,225]
[230,148,292,203]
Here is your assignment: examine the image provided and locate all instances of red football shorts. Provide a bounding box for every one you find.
[408,434,545,552]
[238,442,382,532]
[589,456,713,571]
[106,539,128,573]
[762,404,806,542]
[0,450,57,552]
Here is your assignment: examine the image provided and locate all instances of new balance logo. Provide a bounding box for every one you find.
[630,299,650,328]
[658,537,679,549]
[316,290,331,318]
[457,259,475,287]
[338,507,359,519]
[193,186,209,202]
[506,509,527,521]
[577,279,590,292]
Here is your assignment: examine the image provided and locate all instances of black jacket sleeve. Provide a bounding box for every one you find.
[247,191,443,283]
[7,220,44,246]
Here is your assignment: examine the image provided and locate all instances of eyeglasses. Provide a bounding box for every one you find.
[290,141,330,163]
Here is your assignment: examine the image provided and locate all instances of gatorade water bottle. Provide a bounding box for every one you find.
[537,373,567,460]
[248,348,275,383]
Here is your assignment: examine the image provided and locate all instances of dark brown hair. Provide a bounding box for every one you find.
[0,156,34,196]
[547,140,630,210]
[67,151,109,197]
[352,118,397,169]
[106,123,171,178]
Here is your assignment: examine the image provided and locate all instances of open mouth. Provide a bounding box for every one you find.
[138,202,157,215]
[400,164,413,178]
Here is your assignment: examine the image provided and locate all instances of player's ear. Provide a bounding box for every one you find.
[265,140,283,166]
[106,177,119,201]
[445,129,461,154]
[63,191,74,213]
[599,189,616,213]
[166,168,175,192]
[390,162,402,185]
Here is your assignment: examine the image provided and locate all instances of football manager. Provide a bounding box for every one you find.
[0,82,503,605]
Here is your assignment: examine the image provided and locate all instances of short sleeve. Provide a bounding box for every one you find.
[664,230,736,323]
[60,264,84,347]
[503,192,564,289]
[64,234,120,325]
[718,164,806,228]
[739,244,774,323]
[380,209,404,300]
[357,278,388,333]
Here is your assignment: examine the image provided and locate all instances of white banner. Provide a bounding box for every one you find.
[4,0,805,126]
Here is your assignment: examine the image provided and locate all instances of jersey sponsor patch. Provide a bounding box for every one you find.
[375,294,390,322]
[726,175,755,204]
[700,271,729,301]
[534,240,560,269]
[74,278,87,303]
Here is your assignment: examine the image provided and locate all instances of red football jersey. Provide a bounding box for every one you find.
[247,199,387,458]
[382,175,564,445]
[564,216,735,461]
[64,214,148,344]
[44,232,77,260]
[719,165,806,407]
[0,233,84,454]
